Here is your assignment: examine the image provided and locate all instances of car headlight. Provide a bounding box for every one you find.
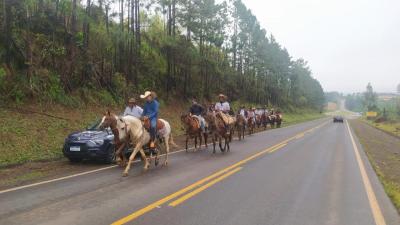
[87,139,104,147]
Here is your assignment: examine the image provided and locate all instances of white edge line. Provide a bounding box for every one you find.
[0,118,327,195]
[345,120,386,225]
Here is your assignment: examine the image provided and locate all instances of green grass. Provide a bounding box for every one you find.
[0,107,103,167]
[282,110,326,126]
[365,151,400,212]
[0,102,324,167]
[364,119,400,138]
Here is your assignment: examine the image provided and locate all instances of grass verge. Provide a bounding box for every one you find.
[363,119,400,138]
[350,119,400,212]
[0,102,324,167]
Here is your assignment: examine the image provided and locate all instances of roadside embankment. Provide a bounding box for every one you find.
[349,119,400,212]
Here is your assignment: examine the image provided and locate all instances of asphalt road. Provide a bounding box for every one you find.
[0,118,399,225]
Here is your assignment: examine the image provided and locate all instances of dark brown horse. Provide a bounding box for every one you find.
[180,113,207,151]
[236,114,246,140]
[247,117,255,135]
[261,113,268,130]
[255,114,262,128]
[204,112,231,153]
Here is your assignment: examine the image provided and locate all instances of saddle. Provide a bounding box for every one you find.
[143,118,165,132]
[190,116,201,129]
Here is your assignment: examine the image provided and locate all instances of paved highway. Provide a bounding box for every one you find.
[0,118,399,225]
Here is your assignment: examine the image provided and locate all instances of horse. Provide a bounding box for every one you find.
[99,111,176,176]
[275,113,282,128]
[247,117,255,135]
[204,112,231,153]
[180,113,208,151]
[268,114,276,128]
[99,113,148,169]
[255,114,262,129]
[261,113,268,130]
[235,114,246,140]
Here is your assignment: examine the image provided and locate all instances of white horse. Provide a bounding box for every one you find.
[99,112,176,176]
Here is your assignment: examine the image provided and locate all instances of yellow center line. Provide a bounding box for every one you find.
[111,120,329,225]
[169,167,243,207]
[345,121,386,225]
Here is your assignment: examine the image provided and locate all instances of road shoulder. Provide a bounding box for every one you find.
[349,119,400,213]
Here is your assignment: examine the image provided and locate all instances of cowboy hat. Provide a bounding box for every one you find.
[140,91,152,99]
[128,98,136,103]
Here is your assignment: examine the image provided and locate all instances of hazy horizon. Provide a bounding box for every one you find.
[242,0,400,94]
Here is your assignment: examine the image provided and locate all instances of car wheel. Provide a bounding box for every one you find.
[104,146,116,164]
[68,157,83,163]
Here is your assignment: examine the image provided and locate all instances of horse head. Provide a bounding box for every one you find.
[99,110,127,145]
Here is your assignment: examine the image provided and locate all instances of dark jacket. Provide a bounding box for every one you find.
[142,99,159,120]
[190,104,204,116]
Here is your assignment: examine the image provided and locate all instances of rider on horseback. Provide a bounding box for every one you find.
[189,98,206,133]
[141,91,159,152]
[238,106,247,118]
[248,107,256,124]
[215,94,233,134]
[123,98,143,118]
[215,94,230,113]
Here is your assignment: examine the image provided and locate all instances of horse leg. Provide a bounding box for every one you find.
[212,134,216,154]
[204,133,208,148]
[199,132,203,149]
[185,136,189,152]
[219,136,224,152]
[115,143,126,167]
[163,136,170,166]
[194,136,198,150]
[226,136,230,152]
[123,142,145,177]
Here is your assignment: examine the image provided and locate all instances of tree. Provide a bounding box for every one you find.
[363,83,378,111]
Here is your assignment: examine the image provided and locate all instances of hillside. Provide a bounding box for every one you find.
[0,0,324,109]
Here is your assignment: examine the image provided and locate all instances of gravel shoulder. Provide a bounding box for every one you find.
[349,119,400,212]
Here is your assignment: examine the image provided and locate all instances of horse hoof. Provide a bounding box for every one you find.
[122,172,128,177]
[164,161,168,166]
[155,159,159,166]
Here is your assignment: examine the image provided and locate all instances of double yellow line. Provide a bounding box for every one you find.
[111,122,328,225]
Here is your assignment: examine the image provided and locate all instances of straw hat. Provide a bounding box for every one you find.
[128,98,136,104]
[218,94,226,99]
[140,91,152,99]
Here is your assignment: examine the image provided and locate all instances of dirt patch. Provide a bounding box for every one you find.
[349,119,400,211]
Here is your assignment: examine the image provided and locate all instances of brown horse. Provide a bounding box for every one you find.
[204,112,231,153]
[247,117,255,135]
[236,114,246,140]
[275,113,282,128]
[261,113,268,130]
[180,113,208,151]
[255,114,262,128]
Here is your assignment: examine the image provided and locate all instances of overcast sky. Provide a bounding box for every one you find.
[242,0,400,93]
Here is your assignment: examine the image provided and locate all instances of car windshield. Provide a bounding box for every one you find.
[87,119,101,130]
[86,113,124,131]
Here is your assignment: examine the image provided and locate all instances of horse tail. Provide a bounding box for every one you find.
[169,134,179,148]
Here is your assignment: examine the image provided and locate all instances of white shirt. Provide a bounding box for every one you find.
[215,102,230,112]
[239,109,246,117]
[248,111,255,118]
[123,106,143,118]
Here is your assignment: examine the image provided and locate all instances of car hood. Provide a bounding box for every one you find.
[67,130,114,142]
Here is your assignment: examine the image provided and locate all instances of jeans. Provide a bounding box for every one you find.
[150,118,157,142]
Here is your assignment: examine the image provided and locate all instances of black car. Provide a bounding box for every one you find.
[333,115,344,123]
[63,120,121,163]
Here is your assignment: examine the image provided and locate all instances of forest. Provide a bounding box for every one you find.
[0,0,324,110]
